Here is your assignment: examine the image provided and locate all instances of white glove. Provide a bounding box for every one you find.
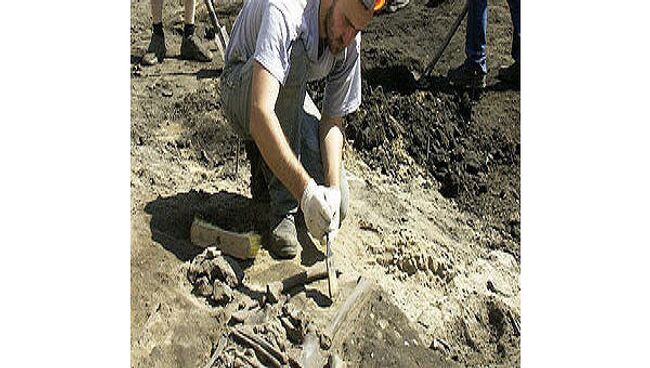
[323,186,341,243]
[300,179,333,241]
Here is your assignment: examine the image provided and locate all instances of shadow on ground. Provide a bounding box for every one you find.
[144,190,262,262]
[144,189,326,266]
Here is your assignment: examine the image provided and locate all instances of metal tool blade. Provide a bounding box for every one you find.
[326,232,334,300]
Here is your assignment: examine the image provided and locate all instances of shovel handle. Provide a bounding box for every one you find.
[421,1,469,79]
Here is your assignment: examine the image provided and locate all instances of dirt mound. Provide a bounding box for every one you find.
[342,0,520,248]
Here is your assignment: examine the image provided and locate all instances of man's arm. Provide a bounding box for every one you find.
[319,114,345,188]
[249,60,311,200]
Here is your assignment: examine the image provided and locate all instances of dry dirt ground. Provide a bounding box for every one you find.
[130,0,520,366]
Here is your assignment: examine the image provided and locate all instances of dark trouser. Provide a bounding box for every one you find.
[465,0,520,73]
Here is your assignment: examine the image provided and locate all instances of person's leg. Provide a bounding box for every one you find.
[218,41,310,258]
[465,0,488,73]
[180,0,213,61]
[142,0,167,66]
[498,0,520,84]
[263,43,309,223]
[300,95,349,224]
[151,0,163,23]
[447,0,488,88]
[184,0,196,25]
[507,0,520,64]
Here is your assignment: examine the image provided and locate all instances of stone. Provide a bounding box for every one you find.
[204,247,221,259]
[208,256,244,288]
[187,254,207,284]
[193,276,213,297]
[212,280,233,304]
[430,338,451,354]
[416,254,428,271]
[396,255,418,275]
[377,319,389,330]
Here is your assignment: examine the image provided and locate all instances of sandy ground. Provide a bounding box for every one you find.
[130,0,520,366]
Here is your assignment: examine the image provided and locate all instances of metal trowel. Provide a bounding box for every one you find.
[325,232,338,301]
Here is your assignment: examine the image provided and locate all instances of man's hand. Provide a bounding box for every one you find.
[300,179,334,241]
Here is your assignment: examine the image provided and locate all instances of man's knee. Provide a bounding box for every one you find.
[220,60,255,139]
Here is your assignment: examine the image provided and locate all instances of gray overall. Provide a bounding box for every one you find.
[219,39,349,224]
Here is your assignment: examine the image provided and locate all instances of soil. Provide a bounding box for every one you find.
[130,0,520,366]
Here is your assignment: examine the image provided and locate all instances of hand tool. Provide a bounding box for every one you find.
[266,261,330,303]
[203,0,230,61]
[325,232,337,300]
[413,1,469,84]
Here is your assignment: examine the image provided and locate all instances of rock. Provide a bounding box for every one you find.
[328,354,346,368]
[429,338,451,354]
[229,310,246,324]
[377,318,388,330]
[193,276,213,297]
[477,173,488,193]
[212,280,233,304]
[397,255,418,275]
[381,253,394,266]
[204,247,221,259]
[426,255,437,273]
[508,310,521,337]
[465,154,481,175]
[187,254,207,284]
[486,280,498,294]
[175,137,191,149]
[199,149,212,164]
[416,254,428,271]
[487,279,512,297]
[280,316,303,344]
[230,309,254,324]
[208,255,244,288]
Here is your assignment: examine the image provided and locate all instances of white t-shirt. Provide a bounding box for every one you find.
[225,0,362,117]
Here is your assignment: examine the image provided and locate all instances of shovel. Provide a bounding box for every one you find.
[203,0,230,61]
[413,1,468,86]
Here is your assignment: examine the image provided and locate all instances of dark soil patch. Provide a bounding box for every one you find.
[311,0,521,251]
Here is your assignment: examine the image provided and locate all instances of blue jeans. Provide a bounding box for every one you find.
[465,0,520,73]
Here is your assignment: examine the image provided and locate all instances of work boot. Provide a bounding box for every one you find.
[447,59,487,89]
[142,33,167,66]
[268,214,299,259]
[180,35,214,62]
[497,61,520,85]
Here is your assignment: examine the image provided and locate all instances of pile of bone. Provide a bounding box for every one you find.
[188,248,347,367]
[211,303,343,368]
[187,247,244,305]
